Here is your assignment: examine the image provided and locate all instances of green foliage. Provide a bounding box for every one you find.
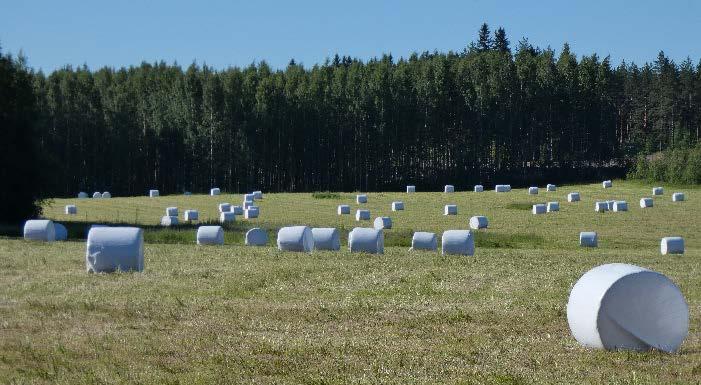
[629,143,701,184]
[505,202,534,210]
[312,192,341,199]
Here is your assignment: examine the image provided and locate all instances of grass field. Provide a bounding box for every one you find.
[1,180,700,384]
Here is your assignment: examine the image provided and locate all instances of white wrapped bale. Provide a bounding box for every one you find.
[579,232,598,247]
[547,184,557,192]
[243,200,254,209]
[567,263,688,353]
[547,202,560,212]
[86,227,144,273]
[230,206,243,215]
[411,232,437,251]
[528,186,539,195]
[253,191,263,200]
[495,184,511,192]
[220,212,235,223]
[391,201,404,211]
[311,228,340,251]
[245,228,268,246]
[166,207,178,217]
[348,227,384,254]
[373,216,392,230]
[653,187,664,196]
[672,192,685,202]
[444,205,457,215]
[183,210,199,221]
[444,185,455,193]
[78,192,88,199]
[210,188,221,196]
[65,205,77,215]
[355,209,370,221]
[277,226,314,252]
[406,185,416,193]
[92,192,101,199]
[54,223,68,241]
[197,225,224,245]
[595,202,608,212]
[568,192,580,202]
[441,230,474,256]
[184,191,192,196]
[218,203,231,213]
[606,200,615,211]
[640,198,653,208]
[532,204,546,214]
[474,185,484,192]
[244,207,259,219]
[356,194,368,204]
[244,193,255,202]
[101,192,111,198]
[469,216,488,230]
[23,220,55,242]
[161,216,178,226]
[661,237,684,255]
[337,205,351,215]
[149,189,159,198]
[602,180,612,188]
[613,201,628,212]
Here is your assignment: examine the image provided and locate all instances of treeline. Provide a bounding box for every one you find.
[9,25,701,200]
[629,143,701,184]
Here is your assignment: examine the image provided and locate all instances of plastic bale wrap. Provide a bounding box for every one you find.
[373,217,392,230]
[184,191,192,196]
[54,223,68,241]
[495,184,511,192]
[672,192,685,202]
[23,220,55,242]
[547,184,557,192]
[406,185,416,193]
[474,185,484,192]
[65,205,77,215]
[218,203,232,213]
[595,202,609,212]
[356,194,368,204]
[653,187,664,196]
[243,200,254,209]
[606,201,615,211]
[411,232,437,251]
[92,192,101,199]
[568,192,580,202]
[244,207,259,219]
[197,226,224,245]
[444,185,455,193]
[528,187,539,195]
[603,180,612,188]
[441,230,474,256]
[567,263,688,353]
[253,191,263,200]
[348,227,384,254]
[149,189,159,198]
[78,192,88,199]
[86,227,144,273]
[311,228,340,251]
[277,226,314,252]
[391,201,404,211]
[640,198,653,208]
[613,201,628,212]
[244,193,255,202]
[469,216,488,230]
[444,205,457,215]
[661,237,684,255]
[161,216,178,227]
[337,205,351,215]
[101,192,111,198]
[166,207,178,217]
[245,228,268,246]
[220,212,235,223]
[184,210,199,221]
[547,202,560,212]
[579,232,598,247]
[230,206,244,215]
[532,204,546,214]
[210,188,221,196]
[355,209,370,221]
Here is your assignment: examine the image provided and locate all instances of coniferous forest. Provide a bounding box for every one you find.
[3,25,701,220]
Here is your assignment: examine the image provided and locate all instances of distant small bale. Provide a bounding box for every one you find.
[613,201,628,212]
[444,204,458,215]
[337,205,351,215]
[277,226,314,252]
[547,202,560,212]
[495,184,511,192]
[92,192,101,199]
[653,187,664,196]
[348,227,384,254]
[661,237,684,255]
[101,192,111,199]
[243,193,255,203]
[184,210,199,221]
[184,191,192,196]
[166,207,178,217]
[54,223,68,241]
[595,202,608,212]
[444,185,455,193]
[532,204,546,214]
[246,228,268,246]
[373,217,392,230]
[441,230,474,256]
[391,201,404,211]
[606,201,615,211]
[411,232,437,251]
[356,194,368,204]
[78,192,88,199]
[469,216,488,230]
[230,206,243,215]
[197,225,224,245]
[253,191,263,200]
[474,185,484,192]
[65,205,77,215]
[355,209,370,221]
[568,192,580,202]
[672,192,685,202]
[640,198,653,208]
[579,231,598,247]
[243,201,254,209]
[220,212,236,223]
[210,188,221,196]
[602,180,612,188]
[161,216,178,227]
[218,203,232,213]
[244,207,259,219]
[86,227,143,273]
[547,184,557,192]
[311,228,340,251]
[528,187,539,195]
[406,185,416,193]
[149,189,159,198]
[23,219,55,242]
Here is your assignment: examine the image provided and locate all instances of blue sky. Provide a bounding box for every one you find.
[2,0,700,72]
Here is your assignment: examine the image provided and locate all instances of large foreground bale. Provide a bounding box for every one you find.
[406,185,416,193]
[348,228,384,254]
[210,188,220,196]
[528,187,539,195]
[495,184,511,192]
[23,220,55,242]
[54,223,68,241]
[672,192,685,202]
[245,228,268,246]
[101,192,111,199]
[469,216,488,230]
[337,205,350,215]
[356,209,370,221]
[160,216,178,226]
[441,230,474,256]
[311,228,340,251]
[197,226,224,245]
[244,207,259,219]
[277,226,314,252]
[166,207,178,217]
[640,198,653,208]
[661,237,684,255]
[411,232,437,251]
[444,185,454,193]
[183,210,199,221]
[474,185,484,192]
[567,263,688,352]
[653,187,664,196]
[65,205,77,215]
[391,201,404,211]
[532,204,546,214]
[444,205,457,215]
[547,202,560,212]
[149,189,159,198]
[356,194,368,204]
[373,217,392,230]
[220,212,235,223]
[568,192,580,202]
[579,232,597,247]
[86,227,144,273]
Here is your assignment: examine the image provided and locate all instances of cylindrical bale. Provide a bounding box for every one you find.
[444,185,455,193]
[411,232,437,251]
[595,201,608,212]
[355,209,370,221]
[528,187,539,195]
[613,201,628,212]
[373,217,392,230]
[532,204,546,214]
[474,185,484,192]
[218,203,231,213]
[197,225,224,245]
[161,216,178,226]
[579,232,597,247]
[230,206,244,215]
[65,205,77,215]
[640,198,653,208]
[567,263,688,353]
[92,192,101,199]
[245,228,268,246]
[101,192,111,198]
[244,193,255,202]
[166,207,178,217]
[184,191,192,196]
[253,191,263,200]
[220,212,236,223]
[311,228,340,251]
[338,205,351,215]
[86,227,143,273]
[348,227,384,254]
[602,180,612,188]
[391,201,404,211]
[444,205,457,215]
[149,189,159,198]
[568,192,580,202]
[23,220,55,242]
[78,192,88,199]
[606,201,615,211]
[661,237,684,255]
[184,210,199,221]
[406,185,416,193]
[547,184,557,192]
[243,200,254,209]
[547,202,560,212]
[210,188,221,196]
[277,226,313,252]
[469,216,488,230]
[495,184,511,192]
[54,223,68,241]
[356,194,368,204]
[672,192,685,202]
[244,207,259,219]
[441,230,474,256]
[653,187,664,196]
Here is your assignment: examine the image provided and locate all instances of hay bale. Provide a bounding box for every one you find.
[373,217,392,230]
[613,201,628,212]
[474,185,484,192]
[602,180,612,188]
[653,187,663,196]
[243,200,254,209]
[568,192,580,202]
[579,232,598,247]
[23,220,55,242]
[277,226,314,252]
[230,206,243,215]
[78,192,88,199]
[311,228,340,251]
[567,263,688,352]
[218,203,232,213]
[184,191,192,196]
[528,187,539,195]
[54,223,68,241]
[444,204,458,215]
[184,210,199,221]
[672,192,685,202]
[337,205,351,215]
[469,216,488,230]
[356,194,368,204]
[161,216,178,227]
[166,207,178,217]
[65,205,77,215]
[532,204,546,214]
[348,227,384,254]
[444,185,455,193]
[197,225,224,245]
[253,191,263,200]
[547,184,557,192]
[441,230,474,256]
[595,202,609,212]
[391,201,404,211]
[149,189,160,198]
[245,228,268,246]
[495,184,511,192]
[640,198,654,208]
[86,227,144,273]
[92,192,101,199]
[220,212,236,223]
[547,202,560,212]
[244,207,259,219]
[101,192,111,199]
[210,188,221,196]
[244,193,255,202]
[411,232,437,251]
[355,209,370,221]
[406,185,416,193]
[661,237,684,255]
[606,200,615,211]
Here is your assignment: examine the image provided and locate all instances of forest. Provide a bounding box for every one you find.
[2,24,701,220]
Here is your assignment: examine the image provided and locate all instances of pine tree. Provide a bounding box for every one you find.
[477,23,492,51]
[493,27,510,53]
